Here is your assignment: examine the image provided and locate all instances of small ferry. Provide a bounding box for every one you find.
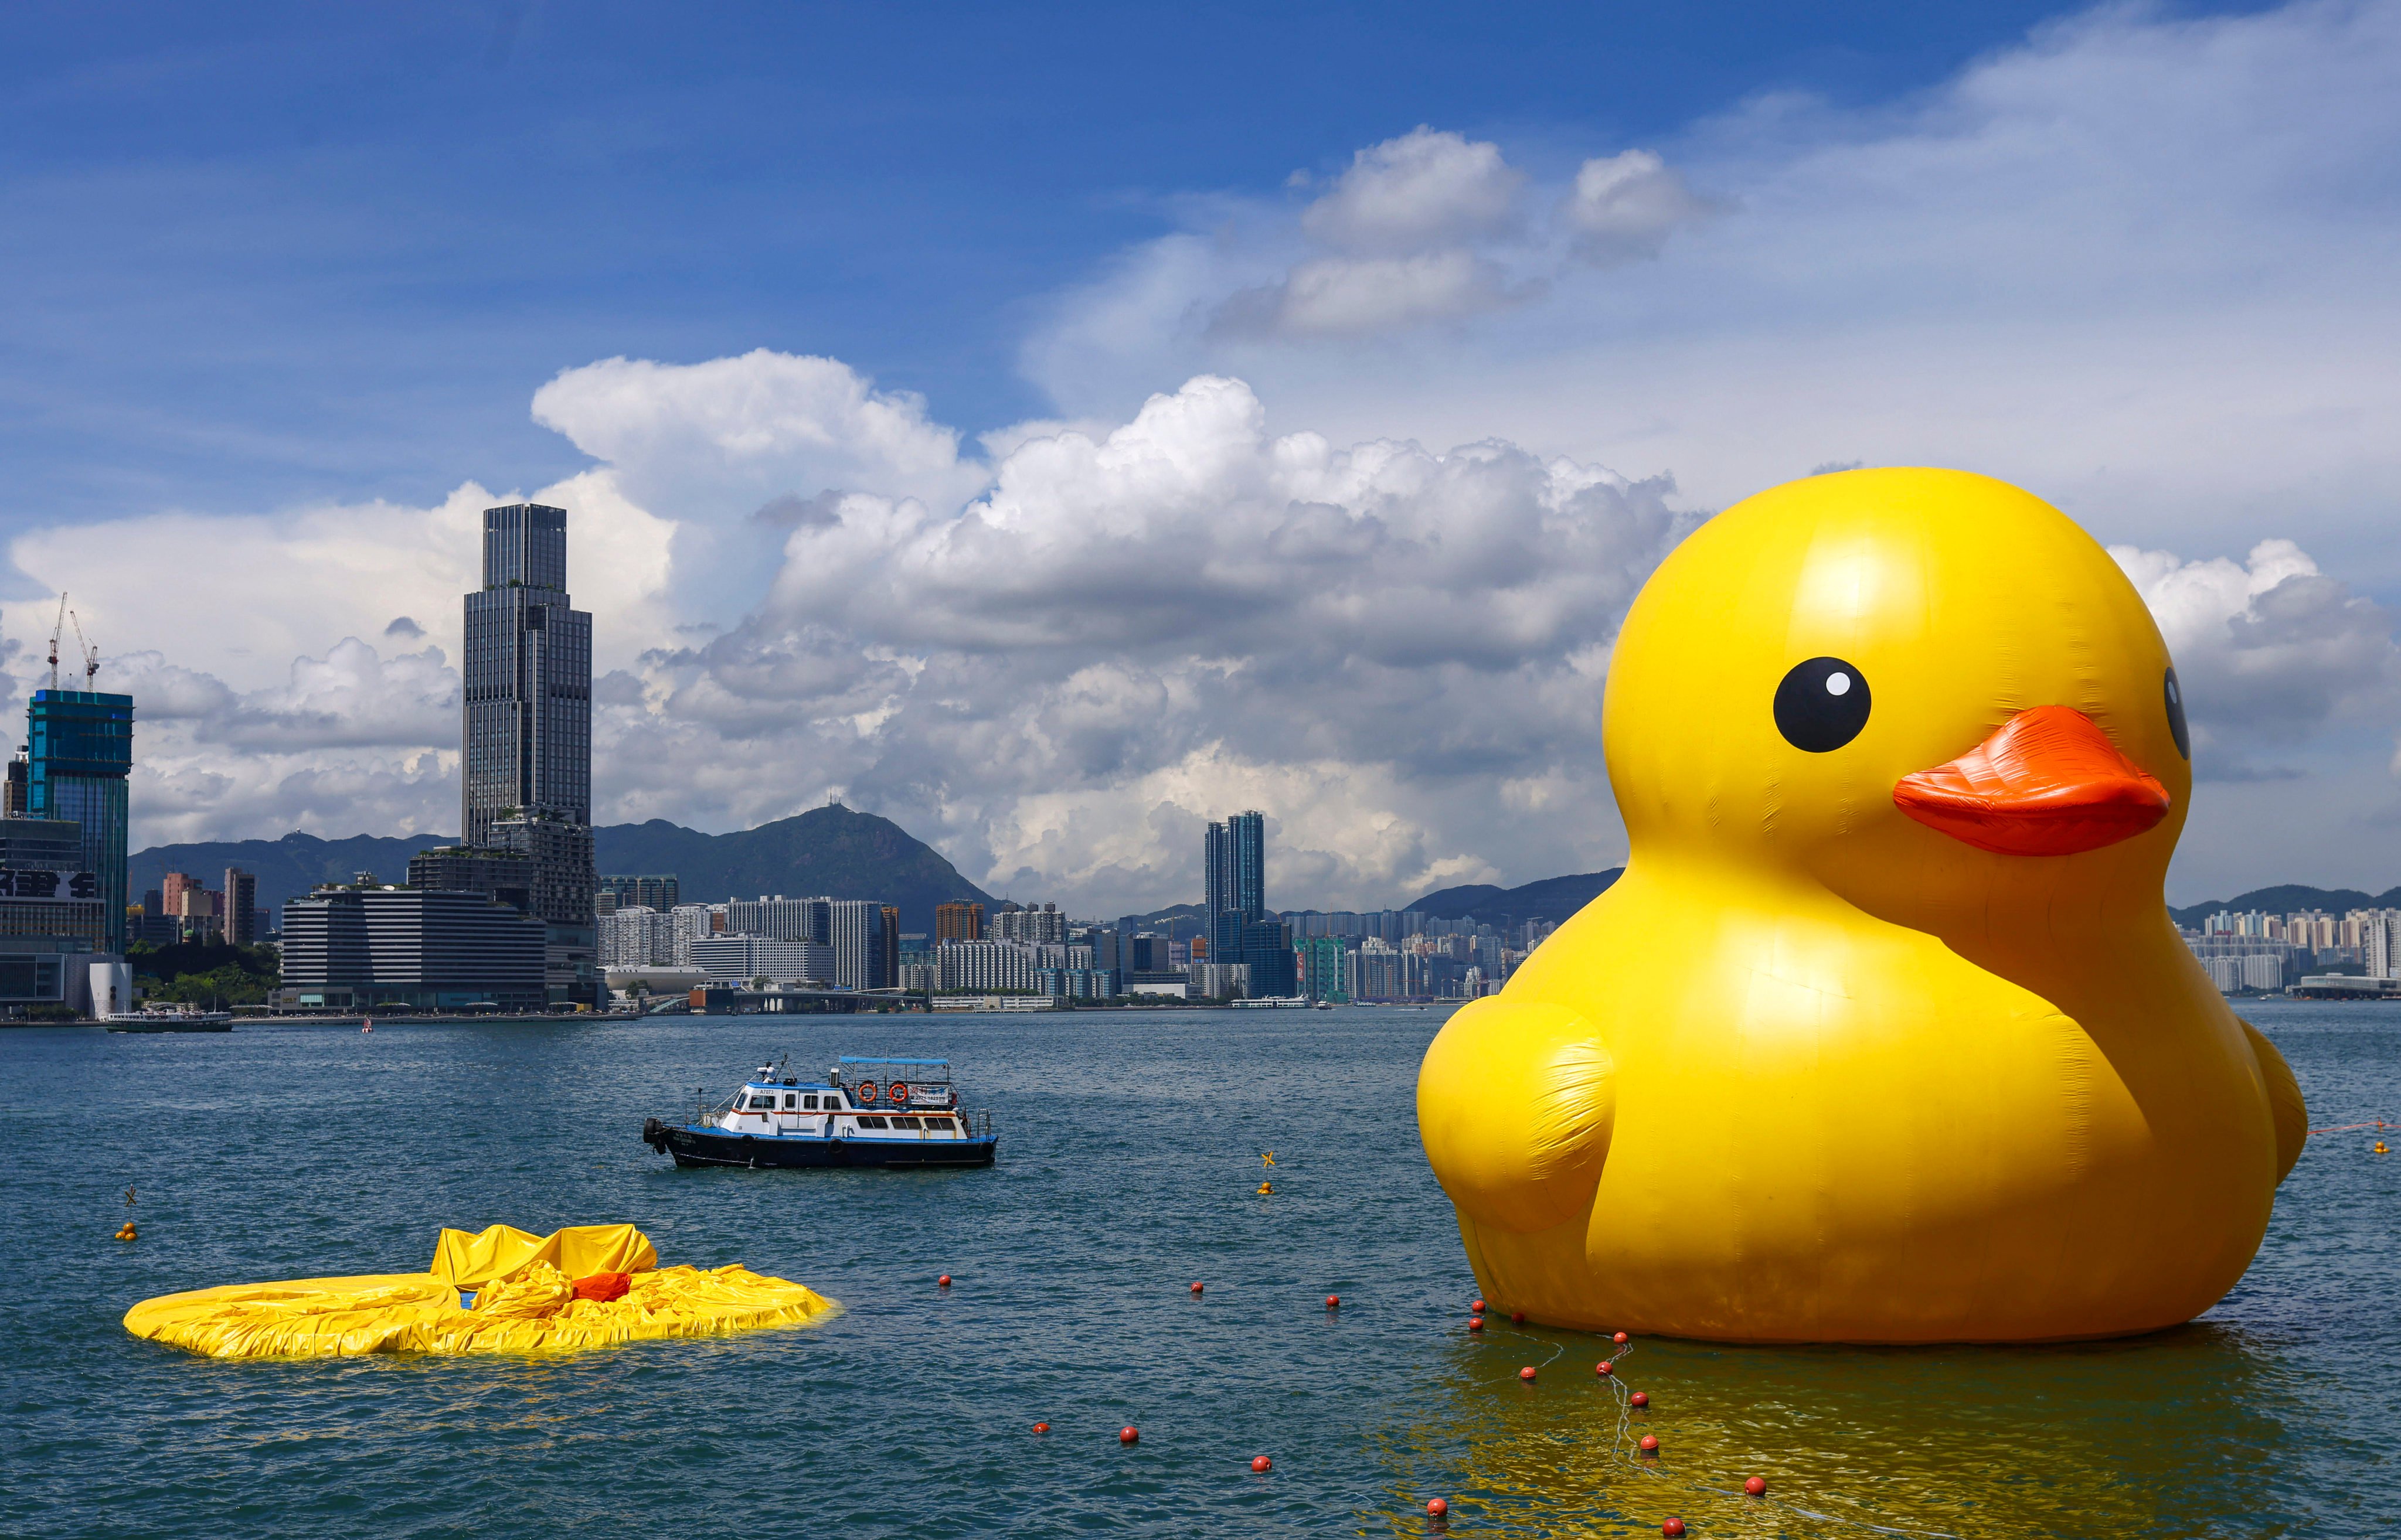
[642,1056,997,1169]
[105,1008,233,1033]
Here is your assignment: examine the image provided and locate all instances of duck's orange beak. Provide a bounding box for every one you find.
[1892,705,2169,857]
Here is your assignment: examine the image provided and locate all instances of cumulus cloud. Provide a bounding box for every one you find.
[1198,127,1684,342]
[0,636,463,845]
[1027,0,2401,606]
[581,373,1692,908]
[1560,150,1712,265]
[1298,128,1526,253]
[7,478,676,691]
[530,349,983,516]
[2113,538,2401,778]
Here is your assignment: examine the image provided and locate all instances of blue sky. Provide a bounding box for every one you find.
[4,0,2396,911]
[1,0,2239,527]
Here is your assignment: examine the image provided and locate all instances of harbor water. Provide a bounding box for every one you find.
[4,999,2396,1537]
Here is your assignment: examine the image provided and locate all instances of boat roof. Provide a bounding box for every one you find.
[837,1056,950,1067]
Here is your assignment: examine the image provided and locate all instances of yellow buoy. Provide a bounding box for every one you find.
[1256,1181,1273,1195]
[117,1224,137,1241]
[2376,1142,2389,1155]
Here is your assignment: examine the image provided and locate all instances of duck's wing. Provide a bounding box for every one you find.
[1416,998,1614,1233]
[2236,1016,2307,1184]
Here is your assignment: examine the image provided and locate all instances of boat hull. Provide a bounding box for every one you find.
[645,1120,997,1170]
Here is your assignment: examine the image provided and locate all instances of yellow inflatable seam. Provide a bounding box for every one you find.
[123,1224,837,1360]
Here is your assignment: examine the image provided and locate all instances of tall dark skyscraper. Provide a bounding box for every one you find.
[457,502,597,1004]
[462,503,591,846]
[1203,808,1291,997]
[26,689,132,955]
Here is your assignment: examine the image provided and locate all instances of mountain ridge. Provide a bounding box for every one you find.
[131,806,997,933]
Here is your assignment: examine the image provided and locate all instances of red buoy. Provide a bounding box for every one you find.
[1745,1476,1767,1497]
[1032,1422,1049,1433]
[1510,1310,1525,1324]
[1638,1434,1659,1454]
[1630,1391,1650,1409]
[1427,1497,1448,1517]
[1597,1360,1613,1376]
[1468,1316,1485,1331]
[1662,1520,1686,1538]
[1251,1455,1272,1473]
[1471,1298,1486,1313]
[938,1275,952,1287]
[1613,1331,1629,1345]
[1119,1426,1139,1444]
[1191,1282,1204,1294]
[1325,1294,1341,1308]
[1518,1365,1537,1381]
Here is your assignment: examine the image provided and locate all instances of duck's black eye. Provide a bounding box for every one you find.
[1774,656,1872,752]
[2164,666,2190,761]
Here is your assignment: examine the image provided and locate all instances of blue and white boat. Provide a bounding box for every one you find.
[642,1057,997,1169]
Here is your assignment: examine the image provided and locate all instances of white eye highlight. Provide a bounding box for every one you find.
[1825,672,1852,697]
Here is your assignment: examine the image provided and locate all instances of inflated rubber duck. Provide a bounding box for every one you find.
[1418,468,2307,1343]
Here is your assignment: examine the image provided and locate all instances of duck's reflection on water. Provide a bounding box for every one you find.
[1363,1319,2304,1537]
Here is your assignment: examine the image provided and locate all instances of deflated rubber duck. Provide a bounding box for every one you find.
[1418,468,2307,1343]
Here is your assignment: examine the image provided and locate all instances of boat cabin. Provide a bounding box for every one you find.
[714,1057,970,1142]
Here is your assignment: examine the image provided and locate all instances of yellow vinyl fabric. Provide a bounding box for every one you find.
[428,1222,657,1289]
[123,1224,837,1359]
[1417,468,2307,1344]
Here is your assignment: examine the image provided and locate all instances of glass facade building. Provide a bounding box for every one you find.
[461,503,591,847]
[26,690,132,955]
[460,502,598,1005]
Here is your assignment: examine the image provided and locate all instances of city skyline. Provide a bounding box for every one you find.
[5,4,2399,918]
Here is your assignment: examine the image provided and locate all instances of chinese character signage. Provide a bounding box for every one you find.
[0,869,98,902]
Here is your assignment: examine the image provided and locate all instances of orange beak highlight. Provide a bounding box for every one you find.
[1892,705,2169,857]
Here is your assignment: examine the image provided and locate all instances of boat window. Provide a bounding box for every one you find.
[802,1095,818,1109]
[747,1094,777,1110]
[926,1118,957,1132]
[857,1116,889,1129]
[783,1093,797,1109]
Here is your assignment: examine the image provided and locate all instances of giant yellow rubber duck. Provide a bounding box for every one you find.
[1417,468,2307,1343]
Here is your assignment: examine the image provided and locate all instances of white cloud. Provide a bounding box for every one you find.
[1025,1,2401,600]
[1217,251,1525,339]
[575,373,1691,910]
[1298,128,1525,253]
[2112,538,2401,775]
[1560,150,1712,265]
[6,476,677,692]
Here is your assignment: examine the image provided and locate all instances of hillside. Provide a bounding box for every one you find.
[130,831,453,912]
[2166,884,2401,929]
[1404,870,1623,924]
[593,808,995,933]
[132,805,996,932]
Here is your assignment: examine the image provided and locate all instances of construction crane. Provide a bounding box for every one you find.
[70,607,98,686]
[44,595,96,689]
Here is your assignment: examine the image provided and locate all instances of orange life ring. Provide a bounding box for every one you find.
[889,1081,911,1105]
[856,1081,879,1104]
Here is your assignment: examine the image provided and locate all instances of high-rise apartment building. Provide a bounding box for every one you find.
[728,896,834,943]
[1205,809,1273,992]
[28,689,134,955]
[829,900,886,990]
[597,874,679,916]
[935,901,984,942]
[223,868,257,945]
[458,502,597,1005]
